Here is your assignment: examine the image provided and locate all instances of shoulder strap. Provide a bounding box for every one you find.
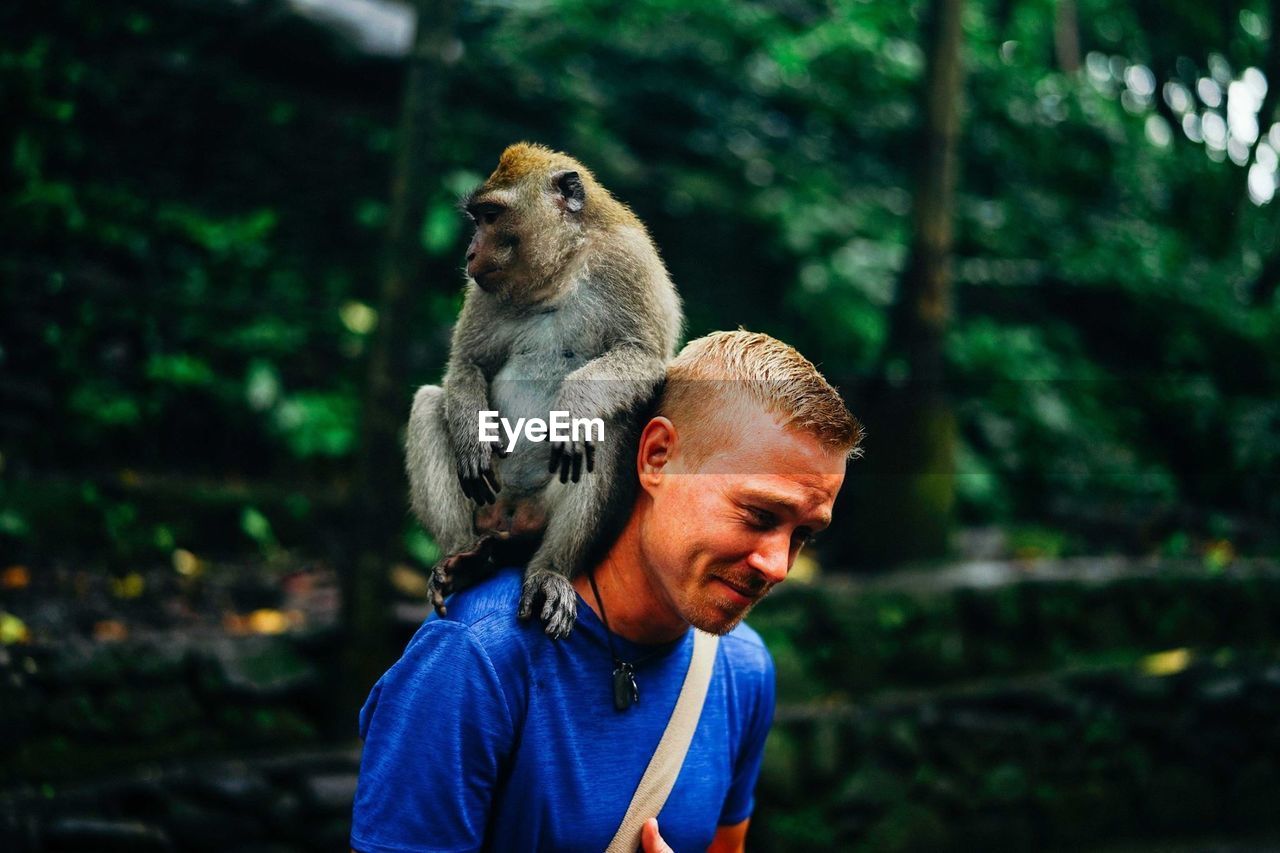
[606,629,720,853]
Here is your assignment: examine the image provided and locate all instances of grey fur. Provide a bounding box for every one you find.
[406,171,682,638]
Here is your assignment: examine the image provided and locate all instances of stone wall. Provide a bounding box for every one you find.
[754,660,1280,850]
[1,749,359,852]
[747,559,1280,850]
[1,630,340,788]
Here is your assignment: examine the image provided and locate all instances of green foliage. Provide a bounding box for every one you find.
[1,0,1278,560]
[405,528,442,567]
[240,506,278,553]
[270,391,359,458]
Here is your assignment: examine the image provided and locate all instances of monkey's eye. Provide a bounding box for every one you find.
[468,204,503,226]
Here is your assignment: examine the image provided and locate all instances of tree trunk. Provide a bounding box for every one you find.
[1054,0,1080,73]
[895,0,965,391]
[342,0,459,709]
[835,0,966,569]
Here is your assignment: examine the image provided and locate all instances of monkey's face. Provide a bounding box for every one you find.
[463,164,588,303]
[464,199,528,295]
[635,403,846,635]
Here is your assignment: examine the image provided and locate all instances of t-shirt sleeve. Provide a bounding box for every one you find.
[718,650,777,826]
[351,620,516,853]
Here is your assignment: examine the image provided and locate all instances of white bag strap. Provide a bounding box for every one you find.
[606,629,720,853]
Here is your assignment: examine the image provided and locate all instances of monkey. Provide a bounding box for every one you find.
[406,143,682,638]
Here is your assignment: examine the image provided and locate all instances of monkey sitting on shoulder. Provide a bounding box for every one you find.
[406,143,682,638]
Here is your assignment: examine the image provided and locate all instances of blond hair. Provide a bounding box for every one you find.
[657,330,864,460]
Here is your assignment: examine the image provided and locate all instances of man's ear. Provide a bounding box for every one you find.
[637,417,676,491]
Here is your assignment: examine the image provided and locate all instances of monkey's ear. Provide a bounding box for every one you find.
[553,170,585,214]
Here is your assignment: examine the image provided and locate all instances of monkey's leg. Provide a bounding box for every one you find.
[518,433,631,639]
[407,385,486,615]
[429,534,500,613]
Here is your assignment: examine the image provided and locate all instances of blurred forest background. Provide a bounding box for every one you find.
[2,0,1280,849]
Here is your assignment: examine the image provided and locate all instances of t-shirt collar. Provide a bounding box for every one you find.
[570,586,692,664]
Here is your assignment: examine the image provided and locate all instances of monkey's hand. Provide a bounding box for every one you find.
[518,570,577,639]
[456,439,501,505]
[548,429,595,484]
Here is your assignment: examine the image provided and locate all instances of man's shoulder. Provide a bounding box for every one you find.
[421,566,543,663]
[377,568,537,731]
[442,566,525,627]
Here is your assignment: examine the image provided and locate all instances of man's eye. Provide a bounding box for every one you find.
[793,529,814,548]
[745,508,775,529]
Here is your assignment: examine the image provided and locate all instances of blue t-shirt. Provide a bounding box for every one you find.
[351,567,776,853]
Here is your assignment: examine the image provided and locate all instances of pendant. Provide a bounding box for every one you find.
[612,662,639,711]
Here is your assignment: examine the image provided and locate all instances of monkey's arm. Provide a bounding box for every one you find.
[440,290,511,503]
[553,343,666,421]
[443,360,501,504]
[546,343,665,484]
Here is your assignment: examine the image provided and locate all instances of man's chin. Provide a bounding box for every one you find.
[682,597,755,636]
[693,613,747,636]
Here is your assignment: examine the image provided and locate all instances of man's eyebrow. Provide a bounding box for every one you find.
[738,488,831,530]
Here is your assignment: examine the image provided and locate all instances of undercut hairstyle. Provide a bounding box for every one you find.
[657,330,864,460]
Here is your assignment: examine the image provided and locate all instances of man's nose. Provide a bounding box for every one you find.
[746,533,790,585]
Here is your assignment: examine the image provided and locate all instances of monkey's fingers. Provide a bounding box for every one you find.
[548,444,563,475]
[539,575,577,639]
[459,459,495,504]
[570,448,583,483]
[584,441,595,474]
[461,475,483,505]
[479,467,501,503]
[558,452,572,484]
[457,472,477,503]
[517,580,538,621]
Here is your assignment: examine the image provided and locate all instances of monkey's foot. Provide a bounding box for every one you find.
[428,560,454,617]
[517,571,577,639]
[430,536,497,616]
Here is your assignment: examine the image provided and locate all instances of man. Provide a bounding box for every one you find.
[351,330,863,852]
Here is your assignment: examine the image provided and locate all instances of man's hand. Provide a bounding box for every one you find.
[641,818,675,853]
[639,817,750,853]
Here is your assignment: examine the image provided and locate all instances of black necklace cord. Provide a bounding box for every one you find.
[587,568,640,712]
[587,567,621,665]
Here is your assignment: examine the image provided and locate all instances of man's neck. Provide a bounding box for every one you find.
[571,511,688,645]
